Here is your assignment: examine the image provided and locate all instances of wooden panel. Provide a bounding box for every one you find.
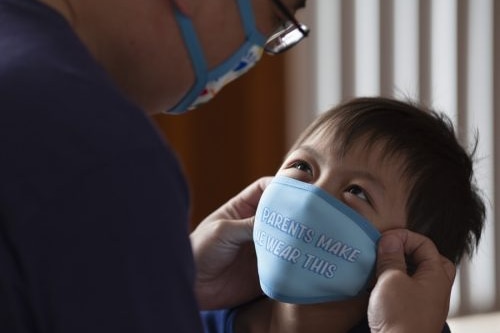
[153,54,286,229]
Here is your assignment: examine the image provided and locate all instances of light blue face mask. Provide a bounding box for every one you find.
[253,176,381,304]
[169,0,267,114]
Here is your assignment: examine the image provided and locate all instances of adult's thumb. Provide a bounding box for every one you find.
[376,233,407,277]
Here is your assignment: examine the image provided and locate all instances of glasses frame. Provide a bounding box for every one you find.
[264,0,310,55]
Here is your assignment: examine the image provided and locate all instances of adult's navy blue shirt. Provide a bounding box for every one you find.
[0,0,203,332]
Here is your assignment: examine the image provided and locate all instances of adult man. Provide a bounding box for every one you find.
[0,0,455,332]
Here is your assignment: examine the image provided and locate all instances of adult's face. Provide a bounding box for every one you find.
[39,0,307,114]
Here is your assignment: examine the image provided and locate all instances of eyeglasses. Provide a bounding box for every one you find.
[264,0,310,55]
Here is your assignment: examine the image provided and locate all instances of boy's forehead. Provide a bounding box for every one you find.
[305,125,409,167]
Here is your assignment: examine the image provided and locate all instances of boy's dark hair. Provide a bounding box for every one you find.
[291,96,486,264]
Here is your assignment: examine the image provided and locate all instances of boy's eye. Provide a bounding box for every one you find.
[346,184,369,202]
[290,160,313,175]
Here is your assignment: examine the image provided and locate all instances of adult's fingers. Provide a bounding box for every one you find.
[192,177,273,248]
[376,229,455,281]
[211,216,256,247]
[209,176,273,220]
[370,229,455,333]
[441,256,457,283]
[375,231,407,277]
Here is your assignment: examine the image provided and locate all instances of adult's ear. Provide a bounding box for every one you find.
[171,0,194,17]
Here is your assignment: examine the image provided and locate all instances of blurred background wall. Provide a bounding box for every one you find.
[154,0,499,327]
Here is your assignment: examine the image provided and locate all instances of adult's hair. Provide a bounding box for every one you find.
[290,96,486,264]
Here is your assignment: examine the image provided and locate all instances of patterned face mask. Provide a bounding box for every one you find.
[254,176,381,304]
[169,0,266,114]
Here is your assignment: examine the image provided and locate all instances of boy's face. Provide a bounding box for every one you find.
[277,128,409,232]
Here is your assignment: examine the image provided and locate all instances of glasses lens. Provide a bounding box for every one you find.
[265,23,309,54]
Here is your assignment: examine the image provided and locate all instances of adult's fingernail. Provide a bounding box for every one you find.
[379,234,402,254]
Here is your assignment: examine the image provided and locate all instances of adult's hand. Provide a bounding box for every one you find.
[368,229,456,333]
[190,177,272,310]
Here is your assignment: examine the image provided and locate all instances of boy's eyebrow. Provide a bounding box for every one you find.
[295,145,326,164]
[349,170,386,195]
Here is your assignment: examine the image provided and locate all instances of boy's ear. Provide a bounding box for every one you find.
[171,0,194,17]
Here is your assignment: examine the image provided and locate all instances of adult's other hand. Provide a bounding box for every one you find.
[190,177,272,310]
[368,229,456,333]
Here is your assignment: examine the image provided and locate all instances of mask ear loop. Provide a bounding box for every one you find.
[169,9,208,113]
[236,0,267,45]
[169,0,266,113]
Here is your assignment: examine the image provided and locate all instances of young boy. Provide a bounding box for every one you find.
[200,96,486,333]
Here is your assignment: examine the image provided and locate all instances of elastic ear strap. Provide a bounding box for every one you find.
[236,0,267,45]
[170,9,208,113]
